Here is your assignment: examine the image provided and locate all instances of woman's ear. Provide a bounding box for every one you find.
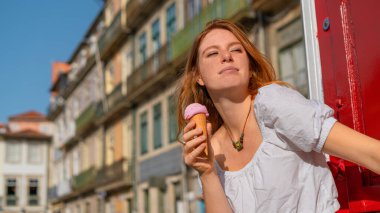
[194,69,205,86]
[197,76,205,86]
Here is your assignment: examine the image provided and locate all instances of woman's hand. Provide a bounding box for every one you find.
[182,120,215,176]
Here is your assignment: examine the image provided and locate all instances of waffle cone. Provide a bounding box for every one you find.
[190,113,208,155]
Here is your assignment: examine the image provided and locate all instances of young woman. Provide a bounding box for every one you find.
[177,19,380,212]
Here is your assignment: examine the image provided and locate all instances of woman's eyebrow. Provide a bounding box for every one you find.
[201,42,242,56]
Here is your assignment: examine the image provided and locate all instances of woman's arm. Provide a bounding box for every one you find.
[200,171,234,213]
[182,121,233,213]
[323,122,380,175]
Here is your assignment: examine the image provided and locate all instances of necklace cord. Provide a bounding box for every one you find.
[224,98,252,150]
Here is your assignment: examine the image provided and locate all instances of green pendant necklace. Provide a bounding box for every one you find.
[225,101,251,151]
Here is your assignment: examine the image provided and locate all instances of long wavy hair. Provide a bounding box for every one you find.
[177,19,279,135]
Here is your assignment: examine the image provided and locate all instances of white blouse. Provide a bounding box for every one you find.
[213,84,340,213]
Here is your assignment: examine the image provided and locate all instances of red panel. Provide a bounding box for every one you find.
[315,0,380,212]
[349,0,380,139]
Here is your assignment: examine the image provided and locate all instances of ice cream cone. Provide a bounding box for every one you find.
[191,113,208,155]
[184,103,209,156]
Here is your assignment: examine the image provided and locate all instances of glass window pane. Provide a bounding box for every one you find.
[139,32,147,63]
[28,143,42,164]
[6,179,17,206]
[166,3,176,40]
[144,188,150,213]
[153,103,162,149]
[6,142,21,163]
[152,19,160,52]
[29,179,39,206]
[140,112,148,154]
[279,50,294,79]
[168,95,178,143]
[279,40,309,97]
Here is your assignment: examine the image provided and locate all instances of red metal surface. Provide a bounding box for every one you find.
[315,0,380,212]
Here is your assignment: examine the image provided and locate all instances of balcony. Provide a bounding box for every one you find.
[96,158,132,186]
[75,101,103,136]
[72,167,97,191]
[253,0,295,15]
[127,43,173,96]
[106,83,123,109]
[98,11,128,59]
[171,0,252,60]
[126,0,165,31]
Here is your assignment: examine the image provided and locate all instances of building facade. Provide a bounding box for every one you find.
[0,111,52,213]
[47,0,307,213]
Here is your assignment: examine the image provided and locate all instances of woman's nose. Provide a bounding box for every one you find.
[221,50,233,63]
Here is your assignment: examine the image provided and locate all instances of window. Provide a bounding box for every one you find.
[6,178,17,206]
[152,19,161,53]
[139,32,147,64]
[168,95,178,143]
[166,3,176,41]
[277,18,309,97]
[139,32,148,78]
[106,63,115,94]
[127,198,133,213]
[140,111,148,154]
[152,19,161,71]
[153,103,162,149]
[6,142,21,163]
[28,143,42,164]
[279,41,308,97]
[28,179,39,206]
[144,188,150,213]
[187,0,202,21]
[107,129,115,164]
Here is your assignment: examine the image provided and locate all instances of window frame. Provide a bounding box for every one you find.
[5,177,18,206]
[27,177,40,206]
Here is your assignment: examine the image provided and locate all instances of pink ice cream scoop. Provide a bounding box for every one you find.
[184,103,209,155]
[184,103,209,120]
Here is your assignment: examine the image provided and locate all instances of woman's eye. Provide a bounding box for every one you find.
[231,48,242,53]
[207,52,217,57]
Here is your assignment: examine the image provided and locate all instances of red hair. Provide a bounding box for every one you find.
[177,19,280,135]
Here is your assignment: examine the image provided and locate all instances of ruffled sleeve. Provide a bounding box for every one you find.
[256,84,337,152]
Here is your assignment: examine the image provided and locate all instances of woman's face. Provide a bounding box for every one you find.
[197,28,250,94]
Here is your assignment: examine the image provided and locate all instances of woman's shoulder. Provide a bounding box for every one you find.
[255,83,303,107]
[257,83,296,96]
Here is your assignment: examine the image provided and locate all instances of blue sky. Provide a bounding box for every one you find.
[0,0,102,122]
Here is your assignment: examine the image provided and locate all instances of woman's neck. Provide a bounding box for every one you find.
[212,93,252,139]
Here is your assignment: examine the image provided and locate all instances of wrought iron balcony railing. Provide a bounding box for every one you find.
[98,11,128,59]
[75,101,103,135]
[71,167,97,191]
[126,0,165,31]
[106,83,123,109]
[127,43,170,92]
[96,158,132,186]
[171,0,250,60]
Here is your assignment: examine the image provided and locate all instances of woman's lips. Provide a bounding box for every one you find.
[219,66,239,74]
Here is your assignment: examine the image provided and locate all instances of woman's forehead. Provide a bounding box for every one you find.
[199,29,240,50]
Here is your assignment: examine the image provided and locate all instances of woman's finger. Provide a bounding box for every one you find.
[183,135,206,154]
[183,127,203,142]
[184,120,196,133]
[184,143,206,165]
